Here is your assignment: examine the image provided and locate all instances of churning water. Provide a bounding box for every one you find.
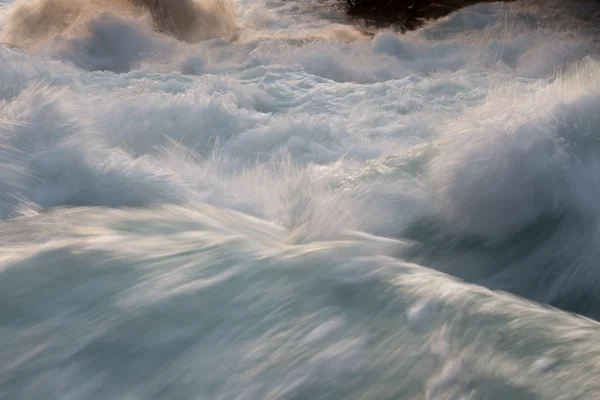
[1,0,600,398]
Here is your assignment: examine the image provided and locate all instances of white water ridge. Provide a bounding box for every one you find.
[1,0,600,398]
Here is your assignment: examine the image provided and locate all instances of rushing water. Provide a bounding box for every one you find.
[1,0,600,398]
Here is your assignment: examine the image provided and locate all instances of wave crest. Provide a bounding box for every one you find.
[1,0,239,48]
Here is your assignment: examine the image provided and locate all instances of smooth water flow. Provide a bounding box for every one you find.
[1,0,600,398]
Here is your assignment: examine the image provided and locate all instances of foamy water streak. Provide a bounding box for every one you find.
[1,0,600,398]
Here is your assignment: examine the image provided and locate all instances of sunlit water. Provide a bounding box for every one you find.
[1,0,600,398]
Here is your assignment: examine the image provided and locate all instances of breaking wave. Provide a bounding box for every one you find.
[1,0,238,48]
[2,0,600,398]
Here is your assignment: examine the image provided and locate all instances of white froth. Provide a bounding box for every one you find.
[0,0,597,239]
[1,0,600,399]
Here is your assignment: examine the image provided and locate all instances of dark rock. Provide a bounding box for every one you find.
[341,0,516,31]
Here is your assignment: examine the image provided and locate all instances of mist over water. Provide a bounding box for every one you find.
[1,0,600,398]
[1,0,239,48]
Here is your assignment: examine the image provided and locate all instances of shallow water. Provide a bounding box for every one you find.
[1,0,600,398]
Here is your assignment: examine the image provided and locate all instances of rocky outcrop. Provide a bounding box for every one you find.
[342,0,515,30]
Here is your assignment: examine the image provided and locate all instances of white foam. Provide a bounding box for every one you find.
[0,0,595,242]
[0,0,599,398]
[429,59,600,240]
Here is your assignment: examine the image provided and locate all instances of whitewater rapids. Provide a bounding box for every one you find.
[1,0,600,398]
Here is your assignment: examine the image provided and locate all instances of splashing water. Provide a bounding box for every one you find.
[1,0,239,48]
[1,0,600,398]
